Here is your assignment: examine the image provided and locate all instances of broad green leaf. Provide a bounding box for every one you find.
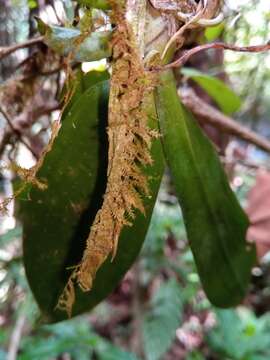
[76,0,111,10]
[22,72,164,322]
[62,69,110,116]
[155,69,256,308]
[205,23,225,41]
[181,67,241,114]
[22,73,109,322]
[143,279,182,360]
[37,19,112,62]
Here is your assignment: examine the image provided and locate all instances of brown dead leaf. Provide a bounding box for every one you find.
[246,171,270,258]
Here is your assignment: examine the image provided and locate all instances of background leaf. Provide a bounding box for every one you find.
[181,67,242,114]
[19,318,138,360]
[156,70,256,308]
[246,171,270,258]
[37,19,112,62]
[204,23,225,41]
[76,0,111,10]
[207,309,270,359]
[143,280,182,360]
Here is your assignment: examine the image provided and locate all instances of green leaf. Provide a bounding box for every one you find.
[20,318,139,360]
[20,336,92,360]
[22,72,164,322]
[27,0,37,9]
[207,309,270,359]
[155,69,256,308]
[97,346,140,360]
[181,67,242,114]
[207,309,243,358]
[62,69,110,117]
[20,320,96,360]
[186,352,205,360]
[204,23,225,41]
[37,19,112,62]
[76,0,111,10]
[143,279,182,360]
[22,72,108,321]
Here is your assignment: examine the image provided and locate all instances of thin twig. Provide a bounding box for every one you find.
[0,36,44,61]
[161,41,270,70]
[181,88,270,154]
[18,66,63,82]
[0,105,19,134]
[0,105,38,158]
[37,103,60,116]
[7,314,26,360]
[221,156,270,171]
[15,63,81,83]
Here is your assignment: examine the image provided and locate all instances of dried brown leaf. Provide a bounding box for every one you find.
[246,171,270,258]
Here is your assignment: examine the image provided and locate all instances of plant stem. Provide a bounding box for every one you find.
[162,41,270,70]
[0,36,44,61]
[126,0,147,57]
[181,88,270,154]
[7,314,26,360]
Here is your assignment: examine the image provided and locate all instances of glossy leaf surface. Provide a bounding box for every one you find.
[22,73,164,322]
[155,69,256,308]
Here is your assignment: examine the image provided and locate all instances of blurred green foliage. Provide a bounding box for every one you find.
[208,308,270,359]
[142,280,182,360]
[224,0,270,126]
[181,68,242,115]
[2,180,270,359]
